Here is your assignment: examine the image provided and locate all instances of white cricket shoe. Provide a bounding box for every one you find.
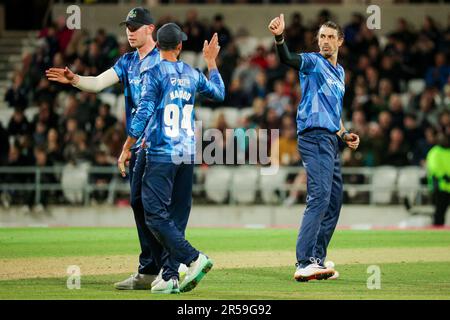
[180,253,213,293]
[114,273,156,290]
[151,264,189,287]
[151,276,180,294]
[294,259,335,282]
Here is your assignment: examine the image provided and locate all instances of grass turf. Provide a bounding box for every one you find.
[1,228,450,299]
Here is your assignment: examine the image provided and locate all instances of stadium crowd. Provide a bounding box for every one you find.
[1,9,450,207]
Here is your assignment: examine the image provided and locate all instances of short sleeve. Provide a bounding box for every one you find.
[299,53,318,74]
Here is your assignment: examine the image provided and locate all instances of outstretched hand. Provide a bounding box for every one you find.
[45,67,77,85]
[268,13,285,36]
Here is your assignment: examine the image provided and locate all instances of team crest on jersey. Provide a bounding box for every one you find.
[170,77,190,87]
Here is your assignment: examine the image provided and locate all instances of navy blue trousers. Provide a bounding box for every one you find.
[296,129,343,267]
[141,158,199,280]
[129,148,160,275]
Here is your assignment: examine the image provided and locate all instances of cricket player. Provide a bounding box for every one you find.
[46,7,186,290]
[268,14,360,281]
[118,24,225,294]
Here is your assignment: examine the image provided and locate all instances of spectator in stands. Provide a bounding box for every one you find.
[33,78,56,105]
[90,149,113,203]
[425,52,450,90]
[366,122,386,166]
[33,121,47,147]
[54,15,75,54]
[29,146,57,212]
[63,131,91,164]
[226,77,251,108]
[388,94,405,129]
[7,107,31,137]
[208,14,232,50]
[4,72,29,109]
[0,123,9,166]
[404,113,425,162]
[381,127,409,166]
[46,128,63,164]
[416,89,440,128]
[267,80,290,116]
[250,70,268,100]
[344,13,364,49]
[284,12,306,53]
[218,41,239,94]
[270,116,304,206]
[97,103,117,130]
[250,45,269,70]
[103,123,126,158]
[248,97,266,128]
[33,100,59,131]
[265,51,288,92]
[63,117,78,146]
[95,29,119,66]
[378,111,393,138]
[91,116,107,147]
[183,9,207,53]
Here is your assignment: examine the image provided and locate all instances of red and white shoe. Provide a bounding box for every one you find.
[294,259,335,282]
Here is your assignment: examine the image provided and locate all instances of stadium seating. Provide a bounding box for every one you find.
[204,166,233,203]
[397,166,426,206]
[370,166,398,204]
[99,92,118,110]
[61,162,90,204]
[195,106,213,128]
[407,79,426,96]
[260,167,289,204]
[230,166,259,204]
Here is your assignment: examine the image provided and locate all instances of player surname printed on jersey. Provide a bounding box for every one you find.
[170,89,192,101]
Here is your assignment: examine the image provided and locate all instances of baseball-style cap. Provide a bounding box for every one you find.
[119,7,154,28]
[156,23,188,50]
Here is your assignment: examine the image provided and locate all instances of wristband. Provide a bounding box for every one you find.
[275,34,284,45]
[340,131,350,141]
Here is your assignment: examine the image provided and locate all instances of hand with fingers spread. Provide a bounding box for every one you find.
[45,67,79,85]
[203,33,220,70]
[268,13,285,36]
[343,132,360,151]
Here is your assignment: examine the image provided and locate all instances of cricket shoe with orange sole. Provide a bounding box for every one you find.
[294,258,335,282]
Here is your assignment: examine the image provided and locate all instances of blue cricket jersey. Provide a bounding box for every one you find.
[112,47,160,149]
[130,60,225,163]
[297,52,345,135]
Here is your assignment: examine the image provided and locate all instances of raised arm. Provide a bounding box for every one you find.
[268,13,301,71]
[198,33,225,101]
[46,67,119,93]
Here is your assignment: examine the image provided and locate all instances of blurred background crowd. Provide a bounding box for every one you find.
[1,8,450,207]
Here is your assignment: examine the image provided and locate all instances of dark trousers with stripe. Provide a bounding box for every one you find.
[296,129,343,267]
[129,148,160,275]
[141,158,199,281]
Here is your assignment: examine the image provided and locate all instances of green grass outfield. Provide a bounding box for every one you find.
[1,227,450,300]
